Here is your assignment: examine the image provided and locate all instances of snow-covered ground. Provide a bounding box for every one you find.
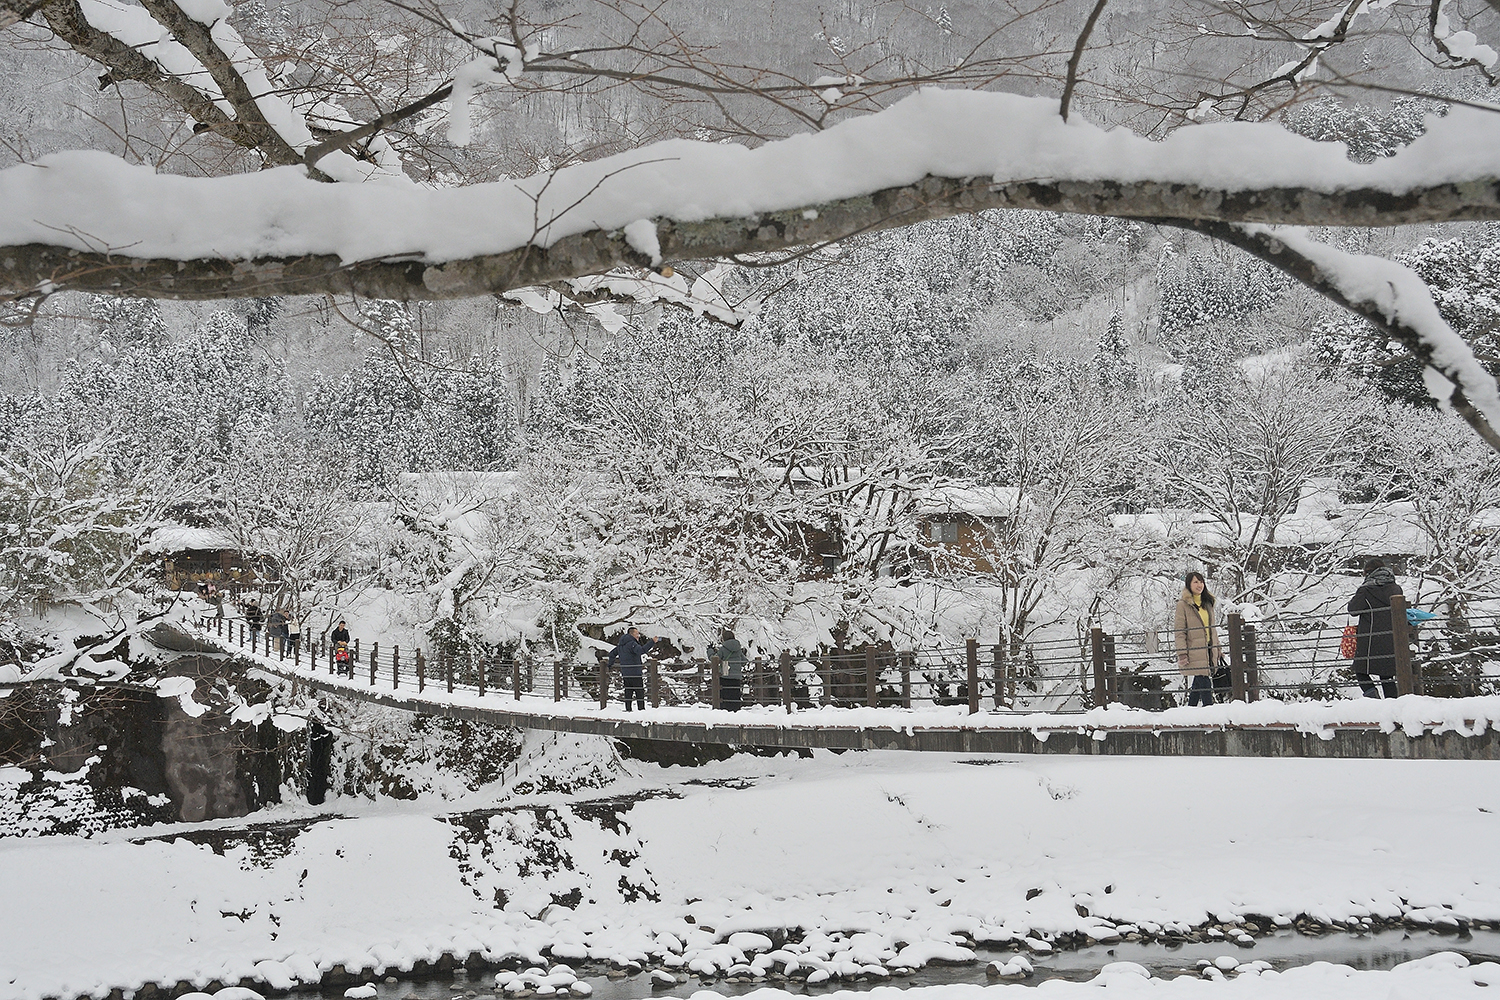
[3,747,1497,1000]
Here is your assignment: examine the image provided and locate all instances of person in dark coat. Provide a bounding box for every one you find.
[716,629,746,711]
[1348,558,1403,698]
[245,602,264,648]
[608,626,656,711]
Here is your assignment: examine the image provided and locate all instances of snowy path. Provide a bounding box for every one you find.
[3,750,1498,1000]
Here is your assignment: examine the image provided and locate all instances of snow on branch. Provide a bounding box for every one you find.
[1431,0,1500,83]
[1189,221,1500,452]
[3,89,1500,304]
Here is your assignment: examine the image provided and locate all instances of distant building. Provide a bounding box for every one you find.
[142,525,257,590]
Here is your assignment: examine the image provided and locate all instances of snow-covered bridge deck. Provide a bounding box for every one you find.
[185,626,1500,760]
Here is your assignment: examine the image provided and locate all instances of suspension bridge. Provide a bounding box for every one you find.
[174,611,1500,760]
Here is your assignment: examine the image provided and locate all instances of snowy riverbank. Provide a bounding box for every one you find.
[2,749,1498,1000]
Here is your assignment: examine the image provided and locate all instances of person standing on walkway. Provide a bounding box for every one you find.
[608,626,656,711]
[287,612,302,654]
[1173,571,1221,707]
[717,628,746,711]
[245,601,264,649]
[1348,558,1403,698]
[268,607,288,653]
[331,619,352,675]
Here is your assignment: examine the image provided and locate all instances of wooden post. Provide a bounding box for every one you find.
[369,642,378,686]
[1242,624,1259,702]
[392,646,400,690]
[417,650,425,692]
[293,637,300,667]
[900,651,913,708]
[820,652,833,706]
[966,638,980,714]
[476,650,485,697]
[328,642,334,674]
[866,647,878,707]
[992,644,1007,710]
[1104,634,1117,704]
[1392,593,1416,696]
[780,651,794,710]
[513,657,522,701]
[216,617,222,638]
[353,637,360,663]
[446,653,454,694]
[1227,614,1246,702]
[599,658,609,709]
[649,660,661,708]
[553,659,562,702]
[709,656,720,710]
[1090,627,1107,706]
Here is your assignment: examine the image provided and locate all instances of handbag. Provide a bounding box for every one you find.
[1340,624,1358,659]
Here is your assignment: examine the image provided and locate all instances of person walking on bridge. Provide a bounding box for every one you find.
[1173,571,1222,707]
[1348,558,1403,699]
[717,629,746,711]
[245,601,264,650]
[609,626,656,711]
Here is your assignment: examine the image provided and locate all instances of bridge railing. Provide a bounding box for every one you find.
[200,600,1500,716]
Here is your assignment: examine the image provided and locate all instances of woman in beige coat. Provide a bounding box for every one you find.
[1173,571,1222,707]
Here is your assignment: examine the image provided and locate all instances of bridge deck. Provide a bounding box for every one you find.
[188,628,1500,760]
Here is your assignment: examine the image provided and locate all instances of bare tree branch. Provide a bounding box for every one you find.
[1060,0,1107,122]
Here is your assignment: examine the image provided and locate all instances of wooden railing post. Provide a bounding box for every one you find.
[353,637,360,663]
[709,656,720,710]
[293,637,300,667]
[369,641,378,686]
[513,657,522,701]
[1104,634,1117,704]
[648,660,661,708]
[780,651,793,710]
[599,658,609,709]
[328,642,334,674]
[992,643,1007,710]
[900,651,913,708]
[476,650,485,697]
[1090,628,1107,706]
[445,653,454,693]
[1242,624,1259,701]
[820,652,833,706]
[1392,594,1416,696]
[1227,614,1246,702]
[392,645,400,690]
[553,659,562,702]
[417,649,425,692]
[966,638,980,714]
[861,647,874,707]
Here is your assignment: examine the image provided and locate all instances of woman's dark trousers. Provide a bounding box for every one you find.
[1187,674,1215,707]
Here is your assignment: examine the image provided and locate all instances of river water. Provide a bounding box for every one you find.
[300,929,1500,998]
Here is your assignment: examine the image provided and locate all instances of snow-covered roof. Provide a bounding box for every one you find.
[916,486,1025,519]
[141,525,238,554]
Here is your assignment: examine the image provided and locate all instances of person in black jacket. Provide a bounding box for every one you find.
[1348,558,1403,698]
[245,602,264,648]
[608,626,656,711]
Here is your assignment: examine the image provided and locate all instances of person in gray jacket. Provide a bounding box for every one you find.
[717,629,746,711]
